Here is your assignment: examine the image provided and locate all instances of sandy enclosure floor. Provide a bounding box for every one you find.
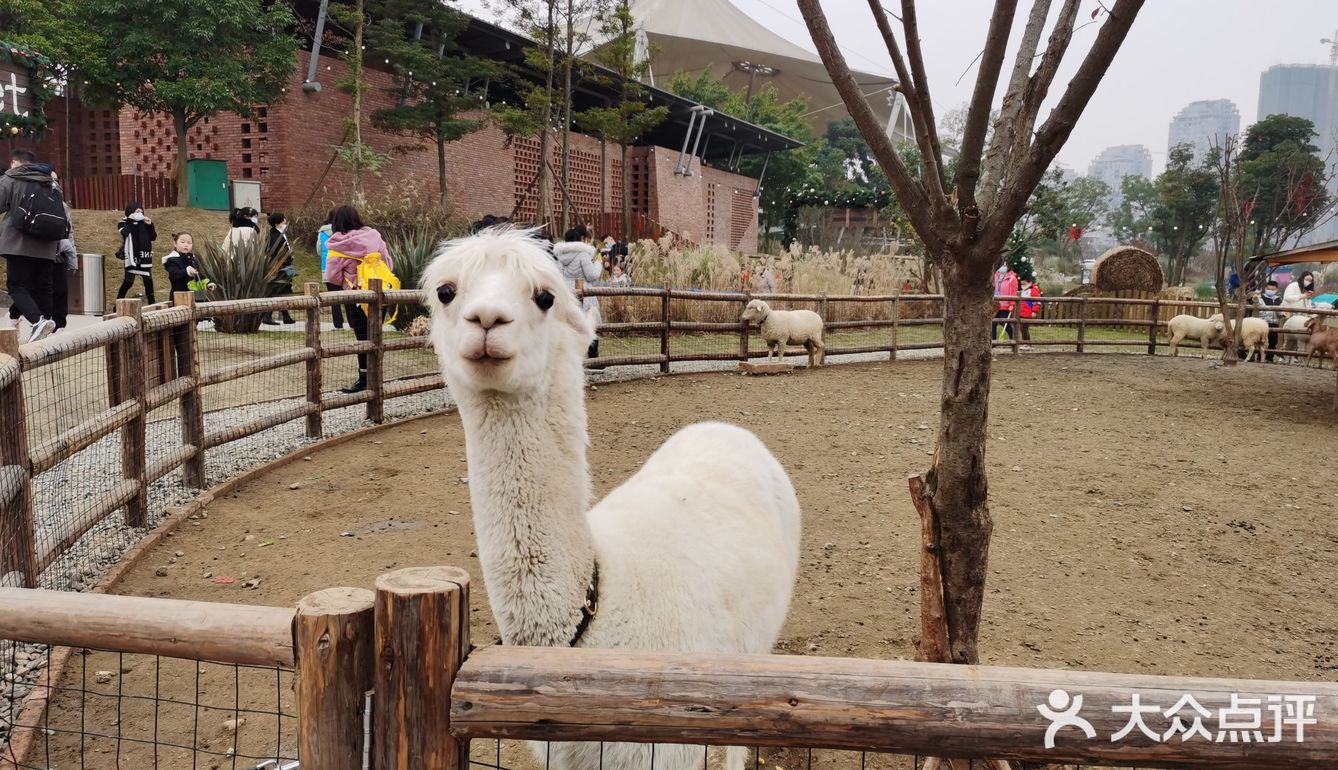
[26,354,1338,768]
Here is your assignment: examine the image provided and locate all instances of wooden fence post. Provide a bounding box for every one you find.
[305,282,324,439]
[659,285,670,374]
[367,278,385,424]
[1148,299,1160,356]
[296,586,377,770]
[173,292,207,489]
[1077,297,1088,354]
[818,293,829,325]
[889,297,899,361]
[116,298,148,527]
[373,566,471,770]
[0,330,35,587]
[739,290,751,362]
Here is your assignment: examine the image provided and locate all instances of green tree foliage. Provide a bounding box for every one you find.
[367,0,501,207]
[1236,114,1332,254]
[1110,144,1218,285]
[665,70,823,240]
[1011,169,1110,261]
[575,0,668,236]
[73,0,298,206]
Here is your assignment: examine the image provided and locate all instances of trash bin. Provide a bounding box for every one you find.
[69,253,106,316]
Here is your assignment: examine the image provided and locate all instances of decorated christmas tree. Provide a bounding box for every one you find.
[1007,248,1036,283]
[0,42,54,138]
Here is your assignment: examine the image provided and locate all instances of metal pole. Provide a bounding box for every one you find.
[675,107,701,175]
[753,151,771,198]
[304,0,331,91]
[686,109,714,176]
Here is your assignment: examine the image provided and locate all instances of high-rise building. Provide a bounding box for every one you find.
[1167,99,1240,162]
[1257,64,1338,243]
[1087,144,1153,206]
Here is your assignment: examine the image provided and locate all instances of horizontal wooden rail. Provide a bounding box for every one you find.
[202,402,317,449]
[322,390,376,410]
[384,289,427,305]
[383,374,444,399]
[826,345,895,356]
[451,646,1338,769]
[0,587,295,667]
[671,322,742,332]
[201,348,316,387]
[37,479,140,571]
[201,296,319,318]
[140,305,194,332]
[18,316,137,369]
[144,375,196,412]
[147,444,197,484]
[382,336,429,353]
[323,340,376,359]
[826,319,897,330]
[29,401,140,476]
[317,290,375,306]
[585,354,667,368]
[0,355,17,390]
[582,286,668,297]
[596,322,665,334]
[668,352,743,363]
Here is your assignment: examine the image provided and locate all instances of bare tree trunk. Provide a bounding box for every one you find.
[911,257,996,665]
[173,110,190,207]
[560,0,574,231]
[350,0,367,207]
[620,142,631,239]
[535,0,557,225]
[437,136,448,209]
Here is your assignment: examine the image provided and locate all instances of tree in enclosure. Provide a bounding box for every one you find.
[797,0,1148,685]
[576,0,669,238]
[1109,143,1219,286]
[73,0,297,207]
[367,0,503,207]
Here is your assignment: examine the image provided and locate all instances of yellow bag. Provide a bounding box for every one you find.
[331,249,400,325]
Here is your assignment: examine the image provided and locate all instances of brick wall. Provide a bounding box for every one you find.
[17,51,761,249]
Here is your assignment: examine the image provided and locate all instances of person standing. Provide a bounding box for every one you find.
[317,214,345,329]
[554,224,602,359]
[223,206,260,255]
[993,262,1019,341]
[262,212,296,325]
[0,149,64,342]
[1018,276,1041,350]
[115,202,157,302]
[324,205,393,393]
[1256,279,1284,362]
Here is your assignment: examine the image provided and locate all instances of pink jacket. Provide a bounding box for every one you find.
[323,227,393,288]
[994,269,1019,311]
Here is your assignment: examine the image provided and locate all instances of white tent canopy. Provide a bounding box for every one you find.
[586,0,914,141]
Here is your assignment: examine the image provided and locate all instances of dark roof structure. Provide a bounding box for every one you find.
[292,1,803,166]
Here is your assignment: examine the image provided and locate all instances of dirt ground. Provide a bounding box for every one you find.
[28,354,1338,768]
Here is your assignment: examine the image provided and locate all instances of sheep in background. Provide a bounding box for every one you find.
[1167,314,1225,357]
[1305,317,1338,368]
[1209,313,1269,362]
[740,299,826,367]
[1278,315,1312,364]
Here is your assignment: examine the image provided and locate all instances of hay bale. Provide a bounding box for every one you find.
[1090,247,1164,292]
[1063,283,1101,297]
[1158,285,1198,302]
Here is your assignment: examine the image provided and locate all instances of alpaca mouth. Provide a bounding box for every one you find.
[465,350,512,364]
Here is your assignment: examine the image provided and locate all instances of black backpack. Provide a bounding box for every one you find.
[12,183,70,241]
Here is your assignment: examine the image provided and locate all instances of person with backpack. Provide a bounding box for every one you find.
[115,202,157,301]
[0,149,67,343]
[1018,276,1042,351]
[324,205,396,393]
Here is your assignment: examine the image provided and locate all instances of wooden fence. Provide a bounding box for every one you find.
[4,284,1338,589]
[67,174,177,210]
[1,567,1336,769]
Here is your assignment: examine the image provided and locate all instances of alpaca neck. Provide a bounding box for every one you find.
[457,363,596,647]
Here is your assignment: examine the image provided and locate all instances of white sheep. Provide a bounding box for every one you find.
[740,298,826,367]
[1209,313,1269,362]
[424,229,801,770]
[1278,315,1311,364]
[1167,314,1225,357]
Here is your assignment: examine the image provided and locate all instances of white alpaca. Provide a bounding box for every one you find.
[423,229,802,770]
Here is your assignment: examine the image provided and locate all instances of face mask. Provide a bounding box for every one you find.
[250,216,259,224]
[129,212,145,221]
[277,223,288,233]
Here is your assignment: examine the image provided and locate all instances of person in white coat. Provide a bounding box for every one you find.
[1282,270,1317,318]
[553,224,602,359]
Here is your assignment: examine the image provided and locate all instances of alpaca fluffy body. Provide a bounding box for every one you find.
[424,228,802,770]
[1166,314,1225,356]
[740,299,825,367]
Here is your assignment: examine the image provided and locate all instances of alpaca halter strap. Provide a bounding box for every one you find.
[568,561,599,647]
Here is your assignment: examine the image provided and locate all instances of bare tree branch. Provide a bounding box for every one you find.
[984,0,1146,248]
[867,0,950,214]
[1004,0,1082,183]
[952,0,1019,234]
[897,1,950,209]
[797,0,945,251]
[978,0,1053,215]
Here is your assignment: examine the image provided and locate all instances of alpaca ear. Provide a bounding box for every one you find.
[559,300,596,342]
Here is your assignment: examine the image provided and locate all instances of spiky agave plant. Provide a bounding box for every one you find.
[387,228,443,331]
[198,234,288,334]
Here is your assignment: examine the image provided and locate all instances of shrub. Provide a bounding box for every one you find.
[387,228,444,331]
[286,180,466,254]
[197,235,286,334]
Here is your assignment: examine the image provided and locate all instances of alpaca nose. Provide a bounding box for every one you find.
[465,301,514,330]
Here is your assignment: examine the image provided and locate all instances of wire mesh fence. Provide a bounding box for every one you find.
[1,641,296,770]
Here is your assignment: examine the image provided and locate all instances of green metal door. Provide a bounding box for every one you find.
[186,159,230,210]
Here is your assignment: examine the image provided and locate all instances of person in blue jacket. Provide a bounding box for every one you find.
[317,212,344,329]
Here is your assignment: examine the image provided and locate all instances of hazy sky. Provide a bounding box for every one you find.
[460,0,1337,176]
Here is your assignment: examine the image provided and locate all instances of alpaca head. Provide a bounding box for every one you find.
[741,299,770,325]
[424,228,594,395]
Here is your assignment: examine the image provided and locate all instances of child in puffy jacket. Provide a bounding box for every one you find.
[1018,277,1042,349]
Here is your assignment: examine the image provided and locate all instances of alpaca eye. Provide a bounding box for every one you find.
[437,284,456,306]
[534,290,555,311]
